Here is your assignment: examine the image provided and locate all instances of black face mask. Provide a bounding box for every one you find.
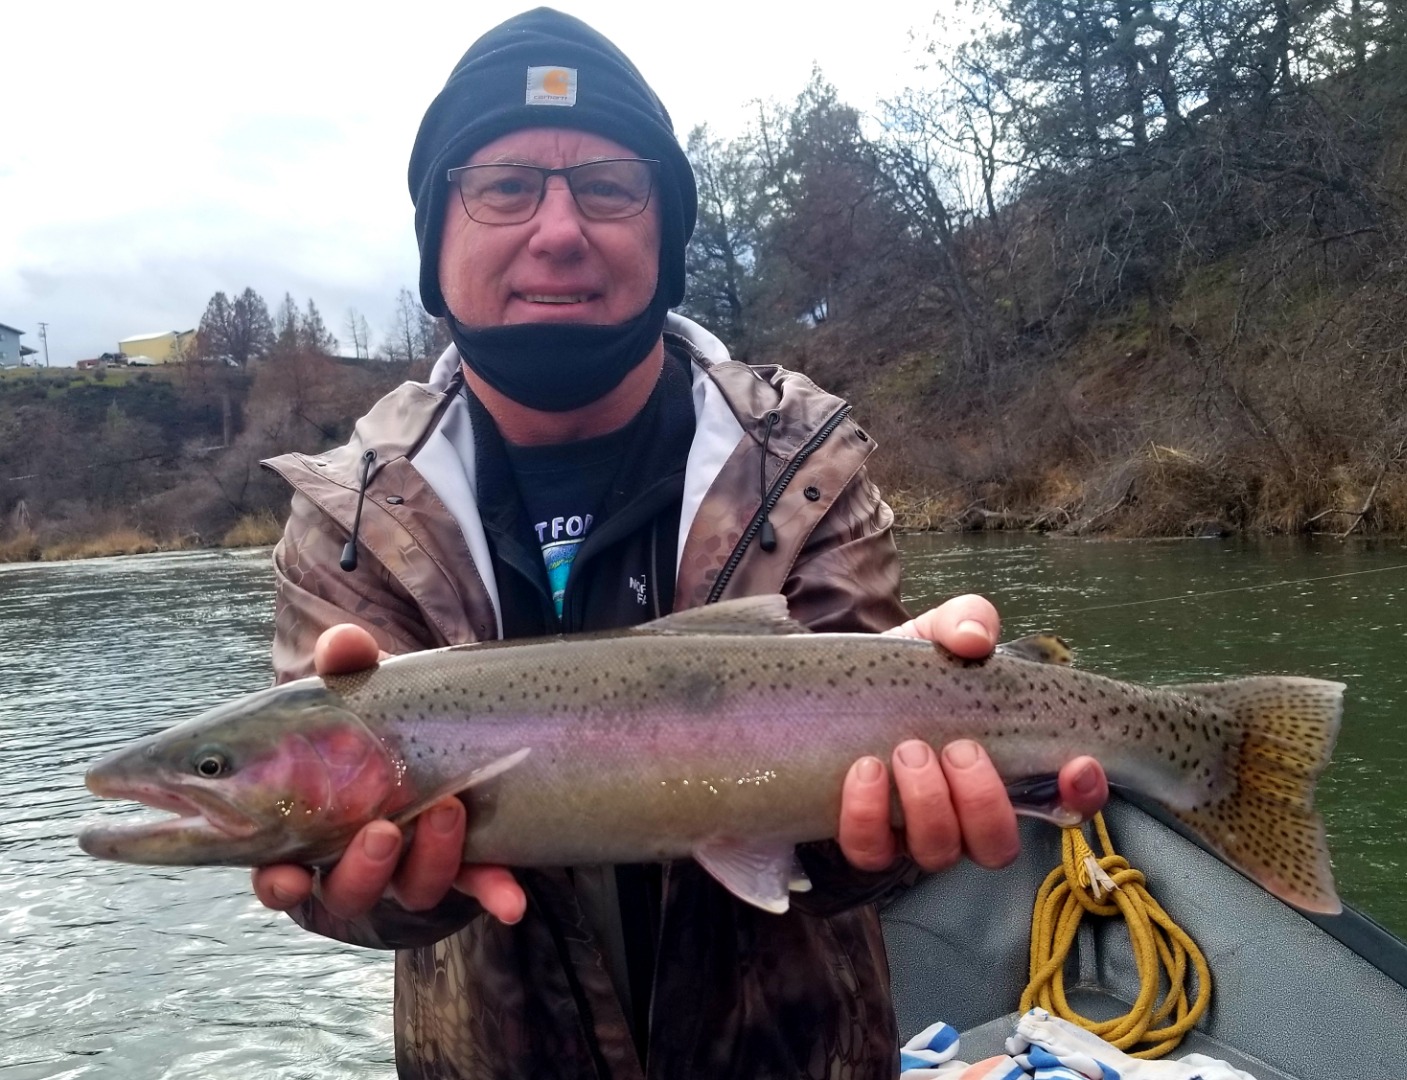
[449,293,669,412]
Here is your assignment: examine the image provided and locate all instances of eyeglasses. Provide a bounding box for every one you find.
[446,158,660,225]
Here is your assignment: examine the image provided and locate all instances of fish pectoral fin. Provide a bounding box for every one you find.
[789,853,813,893]
[633,595,810,636]
[692,837,803,913]
[1006,773,1085,827]
[996,633,1073,666]
[390,748,531,827]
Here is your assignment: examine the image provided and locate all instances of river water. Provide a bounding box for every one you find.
[3,536,1405,1077]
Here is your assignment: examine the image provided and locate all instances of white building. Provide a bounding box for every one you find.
[0,323,25,368]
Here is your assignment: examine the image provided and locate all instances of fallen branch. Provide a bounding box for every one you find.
[1337,465,1388,539]
[1305,507,1355,524]
[1069,480,1134,536]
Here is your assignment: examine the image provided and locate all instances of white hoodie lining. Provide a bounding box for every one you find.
[413,316,744,630]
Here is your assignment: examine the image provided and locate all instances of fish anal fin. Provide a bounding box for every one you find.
[390,748,531,827]
[693,837,803,913]
[789,853,814,893]
[996,633,1072,666]
[1005,773,1084,827]
[634,596,810,636]
[1164,676,1344,914]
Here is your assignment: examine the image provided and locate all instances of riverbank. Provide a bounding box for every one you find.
[7,494,1404,564]
[0,511,284,563]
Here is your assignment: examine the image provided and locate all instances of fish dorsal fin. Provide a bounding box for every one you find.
[389,748,531,828]
[996,633,1072,666]
[633,595,811,636]
[692,837,809,913]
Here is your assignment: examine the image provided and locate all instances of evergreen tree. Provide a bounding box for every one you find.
[299,299,336,355]
[227,288,275,367]
[274,293,301,355]
[196,291,236,363]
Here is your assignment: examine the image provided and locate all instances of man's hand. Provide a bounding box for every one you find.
[251,624,527,925]
[837,594,1109,874]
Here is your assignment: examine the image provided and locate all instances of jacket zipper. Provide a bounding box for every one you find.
[705,404,853,604]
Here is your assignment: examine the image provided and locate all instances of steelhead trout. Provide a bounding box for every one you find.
[79,596,1345,914]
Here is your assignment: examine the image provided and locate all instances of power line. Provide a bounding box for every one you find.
[1060,562,1407,615]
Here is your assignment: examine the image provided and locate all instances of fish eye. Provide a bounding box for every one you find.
[193,750,229,778]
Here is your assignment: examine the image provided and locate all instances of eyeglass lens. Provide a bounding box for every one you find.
[453,159,655,224]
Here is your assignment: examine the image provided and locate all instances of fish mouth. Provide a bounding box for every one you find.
[80,770,265,858]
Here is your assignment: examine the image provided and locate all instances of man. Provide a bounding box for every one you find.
[254,8,1106,1078]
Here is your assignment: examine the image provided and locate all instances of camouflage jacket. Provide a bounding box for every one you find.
[261,315,913,1079]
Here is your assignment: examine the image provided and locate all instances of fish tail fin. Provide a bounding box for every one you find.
[1165,676,1345,915]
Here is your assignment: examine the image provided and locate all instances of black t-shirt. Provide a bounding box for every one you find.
[467,347,696,635]
[502,422,635,618]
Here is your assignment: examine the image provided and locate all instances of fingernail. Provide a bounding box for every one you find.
[942,740,980,769]
[855,757,884,783]
[957,619,992,645]
[270,884,297,907]
[362,826,400,861]
[429,803,460,834]
[896,741,932,769]
[1073,761,1099,794]
[502,896,527,925]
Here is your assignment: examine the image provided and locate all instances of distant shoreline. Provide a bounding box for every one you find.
[0,512,283,564]
[5,501,1402,565]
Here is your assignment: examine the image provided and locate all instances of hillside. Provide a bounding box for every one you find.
[682,7,1407,538]
[3,3,1405,557]
[0,355,416,559]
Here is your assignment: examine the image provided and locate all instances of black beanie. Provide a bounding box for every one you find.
[409,7,698,318]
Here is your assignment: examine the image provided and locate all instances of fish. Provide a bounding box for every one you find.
[78,595,1345,915]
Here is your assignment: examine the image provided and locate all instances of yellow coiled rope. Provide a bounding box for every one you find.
[1021,812,1212,1058]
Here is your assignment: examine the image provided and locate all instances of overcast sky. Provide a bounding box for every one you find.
[2,1,963,363]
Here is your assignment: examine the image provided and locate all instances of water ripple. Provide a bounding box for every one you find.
[1,550,392,1078]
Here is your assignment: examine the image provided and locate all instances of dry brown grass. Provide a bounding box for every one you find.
[41,528,178,560]
[0,529,42,563]
[1373,474,1407,533]
[886,488,960,532]
[221,510,284,548]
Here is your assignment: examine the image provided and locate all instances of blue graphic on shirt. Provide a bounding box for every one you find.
[535,514,593,617]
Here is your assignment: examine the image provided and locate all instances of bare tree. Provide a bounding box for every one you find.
[384,287,435,363]
[344,308,371,359]
[681,123,770,354]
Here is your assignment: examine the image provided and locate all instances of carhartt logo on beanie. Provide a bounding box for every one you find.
[526,66,576,105]
[408,7,698,317]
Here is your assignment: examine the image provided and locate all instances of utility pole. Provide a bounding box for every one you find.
[37,322,50,371]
